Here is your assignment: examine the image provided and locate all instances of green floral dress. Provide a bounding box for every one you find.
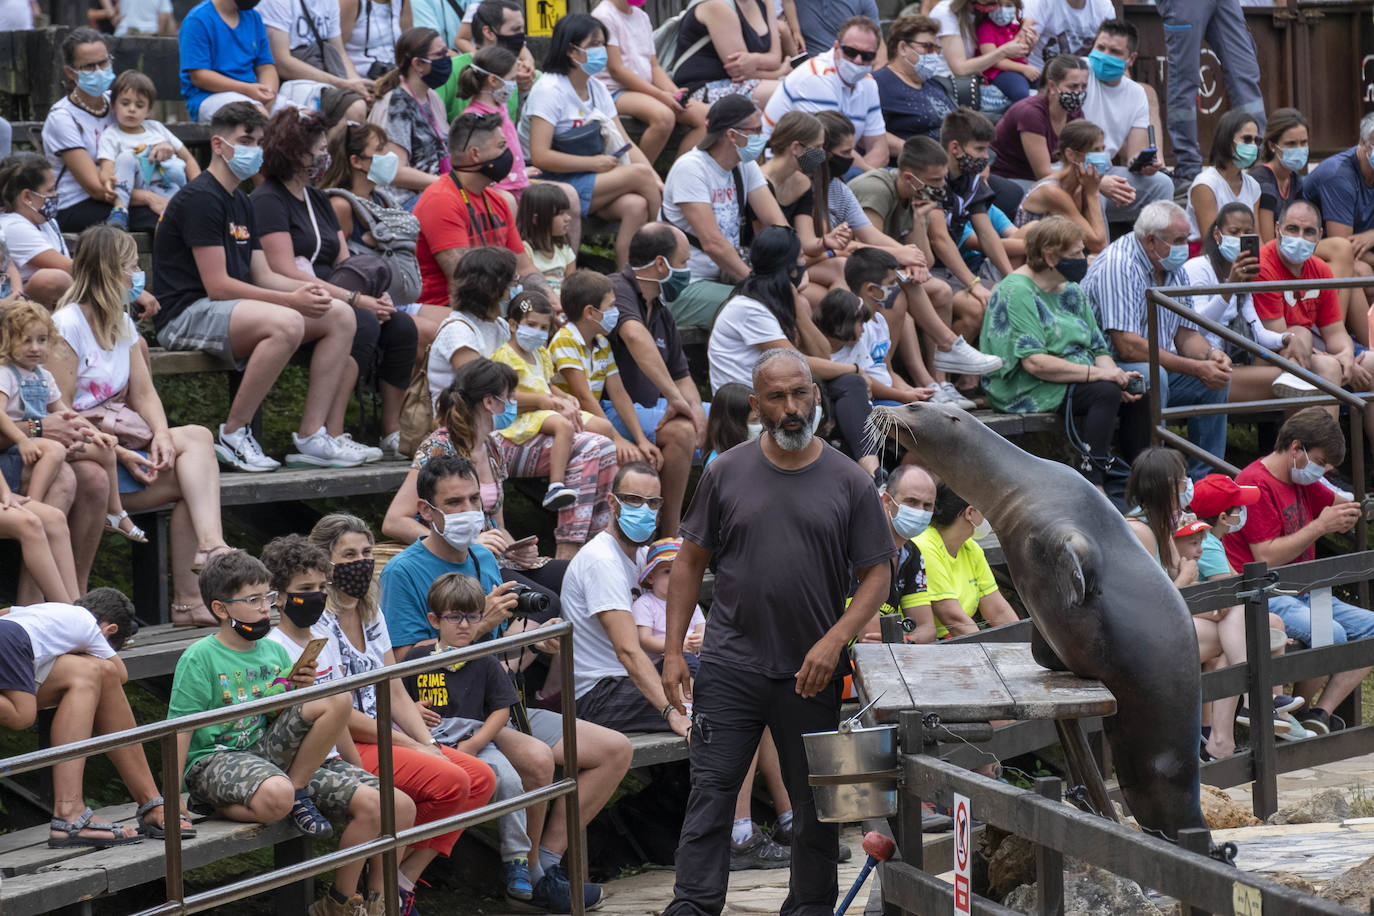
[980,272,1111,414]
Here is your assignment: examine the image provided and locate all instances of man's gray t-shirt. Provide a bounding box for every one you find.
[680,439,895,679]
[794,0,880,58]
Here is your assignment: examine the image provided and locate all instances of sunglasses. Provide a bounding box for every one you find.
[839,45,877,63]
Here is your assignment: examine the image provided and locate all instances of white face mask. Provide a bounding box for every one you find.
[429,505,485,551]
[971,515,992,539]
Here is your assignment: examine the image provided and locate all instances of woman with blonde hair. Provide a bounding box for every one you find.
[49,225,231,625]
[308,512,496,916]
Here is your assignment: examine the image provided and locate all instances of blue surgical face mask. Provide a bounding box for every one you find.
[1291,448,1325,486]
[515,324,548,352]
[1279,146,1309,172]
[224,142,263,181]
[1279,233,1317,265]
[914,53,942,81]
[367,150,400,185]
[1088,49,1126,83]
[1178,477,1193,510]
[615,500,658,543]
[580,46,608,76]
[76,65,115,97]
[890,503,932,540]
[988,5,1016,26]
[492,398,518,430]
[1233,142,1259,169]
[1161,242,1189,273]
[1083,151,1112,174]
[736,133,766,164]
[128,269,145,303]
[598,305,620,333]
[1217,234,1241,263]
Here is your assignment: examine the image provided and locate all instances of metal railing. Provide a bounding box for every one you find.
[1146,276,1373,609]
[0,623,586,916]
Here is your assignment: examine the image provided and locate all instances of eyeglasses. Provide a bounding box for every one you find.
[1236,134,1260,144]
[839,45,877,63]
[908,40,940,54]
[73,56,115,73]
[440,612,483,625]
[221,591,279,609]
[615,493,664,510]
[729,124,763,136]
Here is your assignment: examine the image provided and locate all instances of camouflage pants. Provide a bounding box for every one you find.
[185,707,378,821]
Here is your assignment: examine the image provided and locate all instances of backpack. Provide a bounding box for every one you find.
[325,188,423,305]
[653,0,710,77]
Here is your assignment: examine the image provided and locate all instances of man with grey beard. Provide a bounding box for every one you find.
[660,348,894,916]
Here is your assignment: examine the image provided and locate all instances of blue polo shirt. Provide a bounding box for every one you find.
[1302,147,1374,235]
[378,537,503,648]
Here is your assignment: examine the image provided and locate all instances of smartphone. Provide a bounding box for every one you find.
[611,141,632,158]
[506,534,539,552]
[789,52,810,69]
[1130,125,1158,173]
[288,638,330,682]
[1239,234,1260,262]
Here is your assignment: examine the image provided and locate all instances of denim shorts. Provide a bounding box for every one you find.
[1266,593,1374,646]
[538,171,595,216]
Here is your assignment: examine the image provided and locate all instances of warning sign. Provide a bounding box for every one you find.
[953,793,971,915]
[527,0,564,36]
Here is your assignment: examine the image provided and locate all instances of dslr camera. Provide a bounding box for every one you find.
[508,583,551,620]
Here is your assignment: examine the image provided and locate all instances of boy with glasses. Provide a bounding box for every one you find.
[167,551,360,847]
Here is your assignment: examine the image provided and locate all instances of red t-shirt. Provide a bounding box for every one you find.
[1253,239,1341,331]
[413,176,523,306]
[1223,457,1335,570]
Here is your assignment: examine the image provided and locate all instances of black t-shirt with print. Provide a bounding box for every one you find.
[152,171,261,332]
[400,646,517,723]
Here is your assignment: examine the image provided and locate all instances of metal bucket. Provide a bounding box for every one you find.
[803,719,899,823]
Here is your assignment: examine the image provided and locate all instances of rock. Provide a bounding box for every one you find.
[1268,788,1350,825]
[1319,852,1374,907]
[1200,784,1262,828]
[1269,872,1318,895]
[1000,863,1163,915]
[986,834,1038,899]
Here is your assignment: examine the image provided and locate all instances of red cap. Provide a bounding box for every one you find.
[1174,518,1212,538]
[1190,473,1262,518]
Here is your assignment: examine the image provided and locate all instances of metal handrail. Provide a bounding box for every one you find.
[0,622,587,916]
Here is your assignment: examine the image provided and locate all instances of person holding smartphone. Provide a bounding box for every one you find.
[1079,19,1174,223]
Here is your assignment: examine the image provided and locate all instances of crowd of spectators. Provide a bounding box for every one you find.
[6,0,1374,913]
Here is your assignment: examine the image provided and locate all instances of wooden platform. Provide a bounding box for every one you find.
[852,642,1116,724]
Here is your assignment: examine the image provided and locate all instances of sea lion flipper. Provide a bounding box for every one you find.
[1043,530,1095,608]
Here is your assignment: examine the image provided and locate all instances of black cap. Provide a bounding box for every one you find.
[699,94,760,150]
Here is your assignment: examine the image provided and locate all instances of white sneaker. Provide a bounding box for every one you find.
[380,431,402,459]
[215,424,280,473]
[1271,371,1318,400]
[932,335,1003,375]
[931,382,976,410]
[286,427,365,469]
[336,433,383,463]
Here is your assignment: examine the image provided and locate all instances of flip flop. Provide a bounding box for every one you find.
[136,796,197,839]
[49,807,141,848]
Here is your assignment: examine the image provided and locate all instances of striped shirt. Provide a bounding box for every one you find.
[1081,232,1197,357]
[550,322,619,400]
[762,50,885,140]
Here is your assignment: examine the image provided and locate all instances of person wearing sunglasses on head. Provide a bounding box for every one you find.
[762,16,889,173]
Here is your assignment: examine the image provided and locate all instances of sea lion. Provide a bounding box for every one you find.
[868,401,1207,841]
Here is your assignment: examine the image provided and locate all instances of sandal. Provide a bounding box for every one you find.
[171,603,218,628]
[104,511,148,544]
[48,806,141,849]
[191,544,234,574]
[136,796,197,839]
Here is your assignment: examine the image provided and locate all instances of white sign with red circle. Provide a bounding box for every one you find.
[953,792,971,914]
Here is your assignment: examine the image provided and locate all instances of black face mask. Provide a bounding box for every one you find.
[332,557,375,599]
[496,32,526,56]
[459,147,515,183]
[282,590,328,628]
[956,150,990,176]
[789,262,807,287]
[828,154,853,176]
[1055,256,1089,283]
[229,615,272,641]
[421,55,453,88]
[234,0,260,8]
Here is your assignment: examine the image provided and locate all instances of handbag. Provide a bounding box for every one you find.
[325,188,423,304]
[550,123,606,158]
[292,0,351,78]
[80,396,154,450]
[398,313,477,455]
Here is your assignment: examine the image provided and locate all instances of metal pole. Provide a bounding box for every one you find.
[161,732,184,914]
[375,679,400,916]
[895,710,924,871]
[880,615,904,644]
[560,626,585,916]
[1241,562,1278,820]
[1146,290,1162,447]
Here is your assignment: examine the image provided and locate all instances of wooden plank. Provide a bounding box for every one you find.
[981,644,1116,720]
[889,644,1017,722]
[851,644,912,723]
[146,347,226,376]
[218,462,411,506]
[626,732,689,768]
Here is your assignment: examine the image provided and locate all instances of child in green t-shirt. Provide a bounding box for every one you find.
[167,550,355,848]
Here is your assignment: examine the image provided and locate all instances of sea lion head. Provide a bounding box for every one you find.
[865,401,984,467]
